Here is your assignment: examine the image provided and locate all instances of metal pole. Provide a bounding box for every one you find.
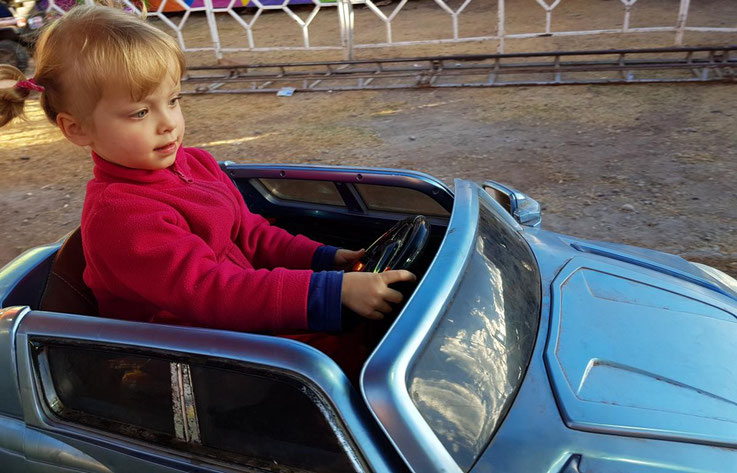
[346,0,355,60]
[497,0,505,53]
[676,0,691,45]
[536,0,561,34]
[620,0,636,32]
[338,0,355,60]
[203,0,223,61]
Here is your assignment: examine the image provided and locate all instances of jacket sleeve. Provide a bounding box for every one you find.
[83,197,312,333]
[236,206,322,270]
[205,157,323,270]
[307,271,343,332]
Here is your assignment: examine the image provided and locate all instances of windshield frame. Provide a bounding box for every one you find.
[361,180,541,472]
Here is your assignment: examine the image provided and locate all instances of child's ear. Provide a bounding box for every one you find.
[56,112,92,147]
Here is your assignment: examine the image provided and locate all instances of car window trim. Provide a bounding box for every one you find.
[13,316,390,472]
[29,336,368,472]
[224,163,454,214]
[248,177,451,231]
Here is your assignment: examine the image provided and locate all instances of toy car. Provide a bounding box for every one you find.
[1,163,736,472]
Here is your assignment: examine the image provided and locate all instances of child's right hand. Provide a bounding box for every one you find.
[341,270,417,320]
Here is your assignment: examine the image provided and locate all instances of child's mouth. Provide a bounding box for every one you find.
[155,142,177,154]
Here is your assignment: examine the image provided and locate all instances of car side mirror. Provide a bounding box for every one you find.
[483,180,542,228]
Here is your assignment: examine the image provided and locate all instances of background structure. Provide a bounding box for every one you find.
[1,0,736,275]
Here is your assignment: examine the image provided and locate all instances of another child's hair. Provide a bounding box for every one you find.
[0,64,29,127]
[0,4,186,127]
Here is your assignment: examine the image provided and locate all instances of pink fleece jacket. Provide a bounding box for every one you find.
[81,147,323,333]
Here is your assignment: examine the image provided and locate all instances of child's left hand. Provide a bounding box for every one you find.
[335,248,365,271]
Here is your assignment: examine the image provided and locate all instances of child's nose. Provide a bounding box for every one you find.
[158,111,177,134]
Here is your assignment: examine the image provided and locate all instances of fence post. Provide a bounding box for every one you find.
[337,0,355,60]
[497,0,505,53]
[621,0,637,32]
[203,0,223,61]
[676,0,690,45]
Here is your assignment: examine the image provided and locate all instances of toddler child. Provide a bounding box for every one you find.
[0,5,415,354]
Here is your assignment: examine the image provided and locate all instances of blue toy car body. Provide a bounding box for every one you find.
[1,163,736,472]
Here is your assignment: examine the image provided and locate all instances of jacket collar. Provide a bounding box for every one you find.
[91,146,190,184]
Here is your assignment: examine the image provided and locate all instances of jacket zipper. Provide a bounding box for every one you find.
[171,167,193,183]
[170,165,241,222]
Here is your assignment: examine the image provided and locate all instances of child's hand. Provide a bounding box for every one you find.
[335,248,365,270]
[341,270,416,320]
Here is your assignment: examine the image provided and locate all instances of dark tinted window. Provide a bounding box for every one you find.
[258,178,345,206]
[41,344,175,438]
[408,196,541,470]
[191,365,359,473]
[35,342,361,472]
[356,183,450,217]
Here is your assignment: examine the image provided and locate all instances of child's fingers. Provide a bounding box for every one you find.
[372,301,391,314]
[365,310,384,320]
[380,269,416,284]
[348,249,365,262]
[336,248,365,265]
[383,288,404,304]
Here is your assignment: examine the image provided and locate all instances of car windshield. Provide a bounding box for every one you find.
[407,195,541,471]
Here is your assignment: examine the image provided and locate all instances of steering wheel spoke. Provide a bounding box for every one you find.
[358,216,430,273]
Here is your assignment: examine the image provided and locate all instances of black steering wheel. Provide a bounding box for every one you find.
[353,216,430,273]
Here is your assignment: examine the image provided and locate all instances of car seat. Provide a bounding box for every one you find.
[38,227,98,316]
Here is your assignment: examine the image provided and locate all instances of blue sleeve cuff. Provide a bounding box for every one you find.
[312,245,339,271]
[307,270,343,332]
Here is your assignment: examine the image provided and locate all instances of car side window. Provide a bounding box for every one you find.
[255,178,450,217]
[33,341,362,472]
[190,364,360,472]
[258,178,346,207]
[355,183,450,217]
[40,344,176,439]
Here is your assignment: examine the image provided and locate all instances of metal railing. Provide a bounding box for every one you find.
[180,46,737,93]
[44,0,737,61]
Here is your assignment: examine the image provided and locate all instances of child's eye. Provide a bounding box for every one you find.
[131,109,148,119]
[169,95,182,106]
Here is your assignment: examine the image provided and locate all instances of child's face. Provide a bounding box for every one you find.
[85,75,185,170]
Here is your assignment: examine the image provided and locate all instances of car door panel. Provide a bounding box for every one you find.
[10,309,399,473]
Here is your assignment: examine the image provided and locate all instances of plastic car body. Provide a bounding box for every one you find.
[1,163,736,473]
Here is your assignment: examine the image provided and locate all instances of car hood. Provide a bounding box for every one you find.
[525,228,737,447]
[562,235,737,301]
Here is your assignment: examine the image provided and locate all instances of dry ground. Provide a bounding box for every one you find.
[1,0,736,276]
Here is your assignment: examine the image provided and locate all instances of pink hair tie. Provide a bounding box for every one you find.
[15,78,45,93]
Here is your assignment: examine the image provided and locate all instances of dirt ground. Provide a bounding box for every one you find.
[1,0,736,277]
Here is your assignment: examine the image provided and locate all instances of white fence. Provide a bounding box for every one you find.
[48,0,737,61]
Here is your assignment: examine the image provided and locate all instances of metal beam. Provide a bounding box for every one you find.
[181,46,737,94]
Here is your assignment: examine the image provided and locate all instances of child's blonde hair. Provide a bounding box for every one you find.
[0,4,185,127]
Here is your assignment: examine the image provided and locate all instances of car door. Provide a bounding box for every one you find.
[6,307,401,472]
[219,163,453,251]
